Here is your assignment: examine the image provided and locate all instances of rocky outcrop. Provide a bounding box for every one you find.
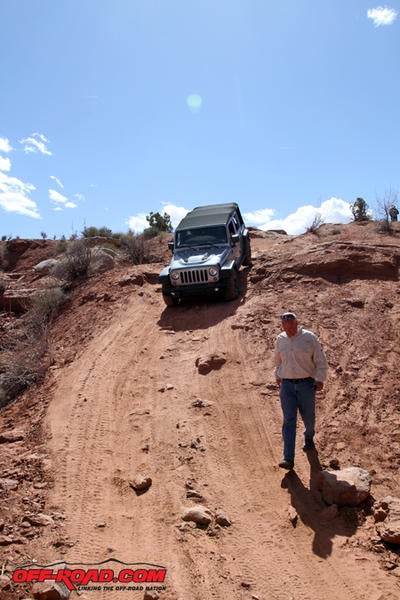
[290,242,400,282]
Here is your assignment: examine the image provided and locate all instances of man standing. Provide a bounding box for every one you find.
[274,312,328,470]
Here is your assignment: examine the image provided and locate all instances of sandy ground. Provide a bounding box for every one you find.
[1,222,400,599]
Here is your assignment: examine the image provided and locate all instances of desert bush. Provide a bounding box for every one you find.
[375,188,399,234]
[82,225,113,238]
[0,341,48,406]
[27,288,66,331]
[52,239,92,280]
[54,235,68,255]
[120,232,153,264]
[306,214,324,234]
[0,287,66,405]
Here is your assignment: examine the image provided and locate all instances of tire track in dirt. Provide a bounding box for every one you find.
[46,287,400,600]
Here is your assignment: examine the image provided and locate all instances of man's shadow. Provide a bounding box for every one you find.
[281,449,358,558]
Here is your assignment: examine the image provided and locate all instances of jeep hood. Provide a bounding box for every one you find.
[171,245,231,269]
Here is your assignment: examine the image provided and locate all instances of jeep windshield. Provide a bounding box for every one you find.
[176,226,227,248]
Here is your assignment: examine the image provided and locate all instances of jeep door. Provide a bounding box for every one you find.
[228,215,241,264]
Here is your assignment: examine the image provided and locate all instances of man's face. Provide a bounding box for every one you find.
[281,317,298,337]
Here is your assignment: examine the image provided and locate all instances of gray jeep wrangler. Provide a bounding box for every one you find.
[159,202,251,306]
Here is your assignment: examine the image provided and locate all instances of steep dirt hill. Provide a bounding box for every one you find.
[1,222,400,600]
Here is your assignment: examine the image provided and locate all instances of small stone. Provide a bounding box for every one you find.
[130,475,152,493]
[144,591,159,600]
[32,580,70,599]
[215,509,232,527]
[182,505,212,527]
[0,535,14,545]
[25,513,55,527]
[0,478,19,490]
[195,353,227,375]
[0,430,25,443]
[0,575,11,590]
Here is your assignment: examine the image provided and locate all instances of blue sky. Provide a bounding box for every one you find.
[1,1,399,238]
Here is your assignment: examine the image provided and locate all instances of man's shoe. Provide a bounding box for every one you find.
[302,438,315,451]
[278,458,294,470]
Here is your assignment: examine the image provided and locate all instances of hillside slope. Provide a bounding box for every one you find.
[1,222,400,599]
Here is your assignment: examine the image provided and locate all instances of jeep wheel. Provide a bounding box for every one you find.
[224,269,239,301]
[242,236,252,267]
[162,293,179,307]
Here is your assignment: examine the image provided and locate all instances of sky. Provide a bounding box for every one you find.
[1,1,399,239]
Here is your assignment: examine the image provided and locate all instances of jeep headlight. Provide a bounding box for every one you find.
[171,271,180,281]
[208,267,218,277]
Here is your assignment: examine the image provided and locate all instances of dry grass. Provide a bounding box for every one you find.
[0,287,66,406]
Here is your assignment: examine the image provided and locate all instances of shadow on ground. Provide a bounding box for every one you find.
[282,449,359,558]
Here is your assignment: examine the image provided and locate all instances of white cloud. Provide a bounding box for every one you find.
[50,175,64,189]
[367,6,398,26]
[20,132,52,155]
[126,203,189,233]
[0,171,40,219]
[246,197,352,235]
[73,193,85,202]
[0,137,12,153]
[243,208,275,224]
[49,188,78,210]
[0,156,11,172]
[49,189,68,204]
[126,212,148,233]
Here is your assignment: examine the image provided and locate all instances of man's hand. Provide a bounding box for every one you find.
[276,378,281,388]
[314,381,324,391]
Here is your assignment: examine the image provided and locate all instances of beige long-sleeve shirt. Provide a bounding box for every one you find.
[274,327,328,382]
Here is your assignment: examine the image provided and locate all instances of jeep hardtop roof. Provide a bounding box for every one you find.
[176,202,244,230]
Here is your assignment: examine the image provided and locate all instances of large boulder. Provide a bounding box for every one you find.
[317,467,372,506]
[88,247,116,275]
[373,496,400,544]
[33,259,59,273]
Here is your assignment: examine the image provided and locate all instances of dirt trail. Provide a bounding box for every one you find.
[46,283,400,600]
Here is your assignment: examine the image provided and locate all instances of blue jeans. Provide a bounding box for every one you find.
[279,378,316,461]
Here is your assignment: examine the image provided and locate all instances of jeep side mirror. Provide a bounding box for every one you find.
[231,233,239,245]
[168,241,174,252]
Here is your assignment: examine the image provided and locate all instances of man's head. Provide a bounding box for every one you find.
[280,312,298,337]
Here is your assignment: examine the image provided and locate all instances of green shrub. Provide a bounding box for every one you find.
[120,232,153,264]
[52,239,92,280]
[82,225,113,238]
[54,236,68,255]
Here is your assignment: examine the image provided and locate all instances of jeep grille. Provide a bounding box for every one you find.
[174,269,209,285]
